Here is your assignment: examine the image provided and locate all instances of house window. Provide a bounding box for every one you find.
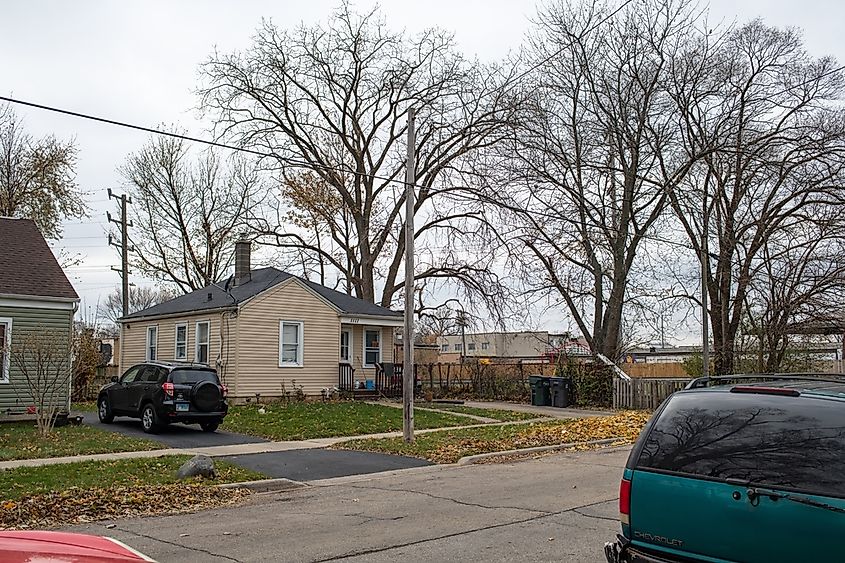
[441,343,449,352]
[364,329,381,367]
[279,321,304,367]
[146,326,158,361]
[340,329,352,363]
[174,323,187,361]
[481,342,489,351]
[454,343,462,352]
[467,343,476,351]
[0,317,11,383]
[195,321,210,364]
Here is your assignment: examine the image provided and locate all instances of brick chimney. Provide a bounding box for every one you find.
[233,236,251,287]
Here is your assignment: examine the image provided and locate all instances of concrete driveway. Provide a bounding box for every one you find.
[69,446,629,562]
[74,410,268,448]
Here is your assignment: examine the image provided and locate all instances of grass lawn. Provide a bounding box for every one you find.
[222,401,473,441]
[0,422,163,461]
[71,401,97,412]
[0,455,265,501]
[0,456,263,528]
[336,411,651,463]
[422,404,542,422]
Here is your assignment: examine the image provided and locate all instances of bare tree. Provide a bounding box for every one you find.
[0,103,86,239]
[494,0,701,359]
[667,19,845,374]
[121,135,260,292]
[98,285,179,324]
[10,330,72,437]
[742,210,845,372]
[199,4,519,316]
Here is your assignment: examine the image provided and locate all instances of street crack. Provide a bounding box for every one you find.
[309,497,617,562]
[347,483,553,514]
[114,525,242,563]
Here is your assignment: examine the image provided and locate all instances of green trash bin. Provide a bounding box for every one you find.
[529,375,551,406]
[549,377,571,408]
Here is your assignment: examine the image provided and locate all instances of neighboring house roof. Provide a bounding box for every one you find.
[123,267,402,320]
[0,217,79,300]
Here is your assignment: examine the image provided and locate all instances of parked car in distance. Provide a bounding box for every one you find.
[605,375,845,563]
[0,530,156,562]
[98,362,228,433]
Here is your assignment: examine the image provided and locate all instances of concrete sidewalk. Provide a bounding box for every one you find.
[459,400,611,419]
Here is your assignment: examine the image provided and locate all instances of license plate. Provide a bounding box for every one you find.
[176,403,190,412]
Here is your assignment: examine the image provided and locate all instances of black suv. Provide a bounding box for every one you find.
[97,362,228,433]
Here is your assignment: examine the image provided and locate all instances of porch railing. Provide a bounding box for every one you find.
[337,362,412,398]
[338,363,354,392]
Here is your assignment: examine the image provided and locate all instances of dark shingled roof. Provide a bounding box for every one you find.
[0,217,79,300]
[124,267,402,320]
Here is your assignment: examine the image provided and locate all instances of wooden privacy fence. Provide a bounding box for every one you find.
[613,376,690,410]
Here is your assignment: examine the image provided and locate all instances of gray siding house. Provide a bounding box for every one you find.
[0,218,79,418]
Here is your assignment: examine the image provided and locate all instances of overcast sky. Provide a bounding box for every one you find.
[2,0,843,339]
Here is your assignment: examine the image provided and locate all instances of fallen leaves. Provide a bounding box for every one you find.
[0,485,251,530]
[338,411,652,464]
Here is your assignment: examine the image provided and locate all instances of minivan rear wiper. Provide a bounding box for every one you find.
[727,479,845,514]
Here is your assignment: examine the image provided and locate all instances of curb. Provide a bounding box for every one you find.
[456,438,625,465]
[218,477,306,493]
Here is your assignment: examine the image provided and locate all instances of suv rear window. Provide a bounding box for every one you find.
[169,369,219,385]
[636,391,845,497]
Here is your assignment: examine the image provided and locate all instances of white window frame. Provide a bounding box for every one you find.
[454,343,463,352]
[363,328,381,368]
[174,322,188,361]
[440,343,449,352]
[195,321,210,364]
[481,342,490,351]
[340,328,352,363]
[467,342,476,351]
[279,320,304,367]
[146,325,158,361]
[0,317,11,383]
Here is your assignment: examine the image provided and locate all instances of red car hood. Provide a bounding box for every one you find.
[0,531,156,562]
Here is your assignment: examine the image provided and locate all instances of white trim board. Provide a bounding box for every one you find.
[340,315,403,327]
[0,297,76,310]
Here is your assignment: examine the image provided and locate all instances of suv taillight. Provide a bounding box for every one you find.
[221,384,228,398]
[162,382,174,398]
[619,478,631,525]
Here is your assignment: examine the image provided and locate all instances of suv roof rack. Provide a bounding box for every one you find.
[687,373,845,390]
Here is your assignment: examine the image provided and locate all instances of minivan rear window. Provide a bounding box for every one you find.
[637,391,845,497]
[169,369,219,385]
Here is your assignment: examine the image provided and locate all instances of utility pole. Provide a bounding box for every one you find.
[107,189,132,318]
[458,310,467,363]
[403,108,416,444]
[701,188,710,377]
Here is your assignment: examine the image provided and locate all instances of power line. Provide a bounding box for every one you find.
[0,95,411,189]
[505,0,637,89]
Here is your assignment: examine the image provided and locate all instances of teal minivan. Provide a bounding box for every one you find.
[605,375,845,563]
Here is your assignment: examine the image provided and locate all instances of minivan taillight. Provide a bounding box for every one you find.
[221,384,228,398]
[619,478,631,525]
[162,382,174,398]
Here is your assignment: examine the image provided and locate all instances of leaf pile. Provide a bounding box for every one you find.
[0,484,250,530]
[337,411,651,464]
[515,410,651,447]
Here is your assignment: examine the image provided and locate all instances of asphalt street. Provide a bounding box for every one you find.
[69,446,629,562]
[220,449,432,481]
[73,410,268,448]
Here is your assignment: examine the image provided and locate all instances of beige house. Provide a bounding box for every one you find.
[437,331,553,361]
[119,242,402,399]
